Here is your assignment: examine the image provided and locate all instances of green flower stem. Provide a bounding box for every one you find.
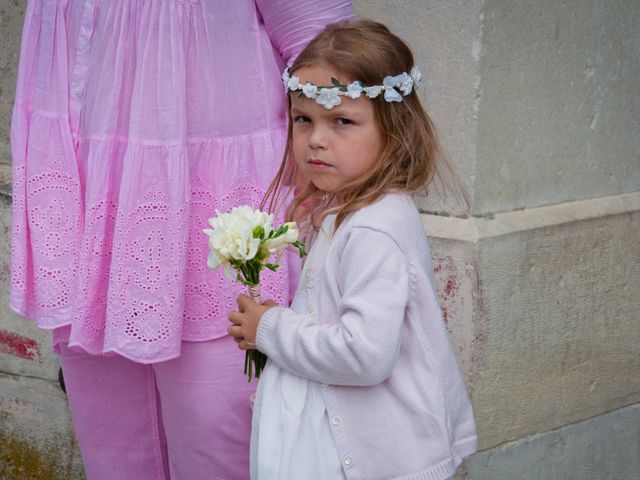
[242,278,268,382]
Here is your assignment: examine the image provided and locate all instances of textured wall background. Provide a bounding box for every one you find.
[473,1,640,214]
[1,1,639,479]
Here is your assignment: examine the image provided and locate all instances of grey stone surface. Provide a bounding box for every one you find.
[427,194,640,450]
[474,0,640,214]
[475,207,640,448]
[358,0,640,216]
[0,373,84,480]
[0,1,26,167]
[461,403,640,480]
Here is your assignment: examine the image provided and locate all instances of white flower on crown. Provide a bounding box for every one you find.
[410,66,422,87]
[286,75,301,90]
[281,66,423,109]
[382,75,404,102]
[302,83,318,98]
[398,73,414,95]
[315,87,342,109]
[363,85,383,98]
[346,81,363,99]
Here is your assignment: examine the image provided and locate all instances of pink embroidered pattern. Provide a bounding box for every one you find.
[10,164,28,296]
[11,114,83,324]
[104,185,187,355]
[11,118,293,362]
[73,199,118,337]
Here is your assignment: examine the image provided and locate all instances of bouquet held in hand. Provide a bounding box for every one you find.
[204,205,306,381]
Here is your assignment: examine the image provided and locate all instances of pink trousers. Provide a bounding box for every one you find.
[58,336,256,480]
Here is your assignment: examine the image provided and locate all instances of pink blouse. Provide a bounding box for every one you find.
[10,0,353,363]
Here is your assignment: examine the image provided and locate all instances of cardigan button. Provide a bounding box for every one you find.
[331,416,341,427]
[344,456,352,466]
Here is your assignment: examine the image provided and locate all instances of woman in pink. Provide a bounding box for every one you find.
[10,1,353,479]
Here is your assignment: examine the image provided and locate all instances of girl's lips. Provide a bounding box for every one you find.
[308,159,332,171]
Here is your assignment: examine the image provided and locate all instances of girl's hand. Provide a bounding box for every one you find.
[227,295,277,350]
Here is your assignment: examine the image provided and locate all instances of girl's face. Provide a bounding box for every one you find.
[290,63,384,194]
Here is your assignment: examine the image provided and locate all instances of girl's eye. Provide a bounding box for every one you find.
[335,118,353,126]
[294,115,310,124]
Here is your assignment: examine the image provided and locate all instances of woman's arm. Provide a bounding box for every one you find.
[254,0,354,65]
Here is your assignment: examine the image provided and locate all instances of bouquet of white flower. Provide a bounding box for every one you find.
[204,205,306,381]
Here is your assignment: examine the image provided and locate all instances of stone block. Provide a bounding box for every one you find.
[0,0,26,165]
[426,192,640,449]
[459,403,640,480]
[475,0,640,213]
[0,373,84,480]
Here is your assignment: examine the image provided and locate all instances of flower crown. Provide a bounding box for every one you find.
[282,66,423,110]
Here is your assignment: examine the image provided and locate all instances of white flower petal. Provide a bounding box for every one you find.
[346,81,363,99]
[315,87,342,109]
[287,76,301,90]
[364,85,383,98]
[410,66,423,87]
[302,83,318,98]
[384,87,403,102]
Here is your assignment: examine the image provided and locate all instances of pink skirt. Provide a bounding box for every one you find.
[10,0,304,363]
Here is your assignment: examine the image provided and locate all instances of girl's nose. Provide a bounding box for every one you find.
[309,124,328,150]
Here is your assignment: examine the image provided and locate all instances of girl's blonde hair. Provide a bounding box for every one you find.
[263,20,451,229]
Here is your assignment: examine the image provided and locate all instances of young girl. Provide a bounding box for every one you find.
[228,20,477,480]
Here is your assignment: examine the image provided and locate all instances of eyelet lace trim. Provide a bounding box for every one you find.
[12,157,290,360]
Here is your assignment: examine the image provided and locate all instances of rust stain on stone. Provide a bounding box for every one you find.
[444,277,458,297]
[0,330,42,362]
[0,431,70,480]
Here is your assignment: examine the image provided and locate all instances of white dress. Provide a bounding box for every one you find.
[250,215,345,480]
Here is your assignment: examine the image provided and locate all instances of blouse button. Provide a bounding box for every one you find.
[307,304,314,313]
[331,416,341,427]
[72,85,82,96]
[344,457,352,466]
[79,38,89,50]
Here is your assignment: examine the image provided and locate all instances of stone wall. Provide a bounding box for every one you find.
[362,1,640,478]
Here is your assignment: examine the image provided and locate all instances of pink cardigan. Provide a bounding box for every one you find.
[257,193,477,480]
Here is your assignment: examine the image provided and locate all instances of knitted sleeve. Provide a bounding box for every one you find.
[256,227,410,386]
[254,0,354,65]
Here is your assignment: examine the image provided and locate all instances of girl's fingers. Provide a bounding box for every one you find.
[228,311,243,325]
[238,339,256,351]
[236,294,251,312]
[227,324,243,338]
